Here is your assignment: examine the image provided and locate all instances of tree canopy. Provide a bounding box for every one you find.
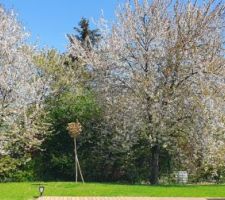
[1,1,225,184]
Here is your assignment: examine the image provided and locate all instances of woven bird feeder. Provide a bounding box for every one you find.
[67,122,82,138]
[67,121,84,183]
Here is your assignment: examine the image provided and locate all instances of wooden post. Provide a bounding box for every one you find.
[74,138,78,183]
[74,137,84,183]
[77,156,84,183]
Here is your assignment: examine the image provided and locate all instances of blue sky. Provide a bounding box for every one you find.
[1,0,124,52]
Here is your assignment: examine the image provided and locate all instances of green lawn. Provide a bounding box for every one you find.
[1,182,225,200]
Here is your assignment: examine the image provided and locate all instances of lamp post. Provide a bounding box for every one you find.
[39,185,45,196]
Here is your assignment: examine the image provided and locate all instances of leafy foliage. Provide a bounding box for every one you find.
[69,0,225,184]
[1,1,225,184]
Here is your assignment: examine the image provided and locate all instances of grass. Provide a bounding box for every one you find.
[0,182,225,200]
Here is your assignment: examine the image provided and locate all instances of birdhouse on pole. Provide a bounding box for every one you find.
[67,121,84,183]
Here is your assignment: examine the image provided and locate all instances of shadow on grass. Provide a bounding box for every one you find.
[29,182,225,188]
[96,182,225,188]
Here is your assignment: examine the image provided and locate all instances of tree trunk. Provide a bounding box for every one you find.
[150,144,160,185]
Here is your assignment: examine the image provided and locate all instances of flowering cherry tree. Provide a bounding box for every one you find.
[0,5,49,156]
[69,0,225,184]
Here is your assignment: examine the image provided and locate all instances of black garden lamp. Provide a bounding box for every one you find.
[39,185,45,196]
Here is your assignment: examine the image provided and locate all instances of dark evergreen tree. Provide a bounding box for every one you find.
[68,18,101,50]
